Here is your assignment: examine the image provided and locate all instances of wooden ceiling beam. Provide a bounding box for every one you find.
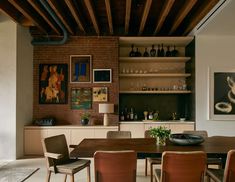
[105,0,113,35]
[154,0,175,35]
[169,0,197,35]
[64,0,85,33]
[138,0,152,35]
[125,0,132,34]
[47,0,74,35]
[84,0,100,35]
[8,0,47,33]
[27,0,60,35]
[183,0,219,35]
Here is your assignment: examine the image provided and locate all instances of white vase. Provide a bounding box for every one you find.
[156,137,166,146]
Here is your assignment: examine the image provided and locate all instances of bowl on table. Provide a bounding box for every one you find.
[169,133,204,146]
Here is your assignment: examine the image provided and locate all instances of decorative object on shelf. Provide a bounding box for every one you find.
[153,111,159,120]
[171,45,178,57]
[143,48,149,57]
[71,88,92,109]
[80,112,90,125]
[165,46,171,57]
[99,103,114,126]
[169,133,204,146]
[149,126,171,146]
[39,64,68,104]
[70,55,92,83]
[172,112,177,120]
[160,43,165,57]
[157,44,161,57]
[93,87,108,102]
[143,111,148,120]
[135,48,142,57]
[129,44,135,57]
[209,67,235,120]
[34,117,56,126]
[93,69,112,83]
[150,44,156,57]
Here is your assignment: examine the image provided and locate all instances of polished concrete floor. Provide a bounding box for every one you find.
[2,158,152,182]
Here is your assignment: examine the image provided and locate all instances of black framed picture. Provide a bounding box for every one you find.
[93,69,112,83]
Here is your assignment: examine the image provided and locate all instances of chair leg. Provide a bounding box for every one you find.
[87,165,91,182]
[150,163,153,182]
[70,174,74,182]
[64,174,67,182]
[46,171,51,182]
[145,158,148,176]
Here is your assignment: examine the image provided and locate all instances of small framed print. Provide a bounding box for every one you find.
[70,55,92,83]
[71,88,92,109]
[93,87,108,102]
[93,69,112,83]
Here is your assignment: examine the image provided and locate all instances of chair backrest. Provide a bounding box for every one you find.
[94,150,137,182]
[224,150,235,182]
[106,131,131,138]
[145,130,151,138]
[183,130,208,139]
[42,134,69,168]
[160,151,206,182]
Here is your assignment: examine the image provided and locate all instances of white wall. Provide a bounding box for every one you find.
[0,16,17,160]
[195,35,235,136]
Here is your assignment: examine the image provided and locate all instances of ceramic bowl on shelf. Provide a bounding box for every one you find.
[169,133,204,146]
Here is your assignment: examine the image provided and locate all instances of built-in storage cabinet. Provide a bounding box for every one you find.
[119,37,195,121]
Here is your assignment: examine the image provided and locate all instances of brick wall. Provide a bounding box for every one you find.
[33,36,119,125]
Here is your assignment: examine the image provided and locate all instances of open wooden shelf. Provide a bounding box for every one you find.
[119,90,192,94]
[119,57,191,63]
[119,73,191,77]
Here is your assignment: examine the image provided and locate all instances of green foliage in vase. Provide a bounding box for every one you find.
[81,112,90,120]
[149,126,171,139]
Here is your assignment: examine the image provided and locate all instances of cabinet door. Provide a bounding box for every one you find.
[70,128,94,146]
[169,123,194,134]
[94,128,118,138]
[24,129,48,155]
[120,123,144,138]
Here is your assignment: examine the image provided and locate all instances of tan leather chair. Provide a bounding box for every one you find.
[183,130,223,168]
[154,151,207,182]
[207,149,235,182]
[94,150,137,182]
[144,130,161,182]
[42,134,91,182]
[106,130,131,138]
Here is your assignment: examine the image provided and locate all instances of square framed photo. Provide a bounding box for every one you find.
[71,88,92,109]
[209,67,235,120]
[39,64,67,104]
[93,69,112,83]
[93,87,108,102]
[70,55,92,83]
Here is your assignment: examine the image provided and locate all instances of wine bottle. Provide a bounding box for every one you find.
[143,48,149,57]
[171,45,178,57]
[150,44,156,57]
[135,48,142,57]
[160,44,165,57]
[165,46,171,57]
[129,44,135,57]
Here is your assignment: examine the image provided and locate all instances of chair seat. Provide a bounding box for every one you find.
[206,168,224,182]
[148,157,161,164]
[49,159,90,174]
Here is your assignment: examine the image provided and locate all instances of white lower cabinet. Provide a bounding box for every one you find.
[24,126,118,156]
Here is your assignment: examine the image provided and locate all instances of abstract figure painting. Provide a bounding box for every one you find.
[71,88,92,109]
[209,67,235,120]
[70,55,92,83]
[39,64,67,104]
[93,87,108,102]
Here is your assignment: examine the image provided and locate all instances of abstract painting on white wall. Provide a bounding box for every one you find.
[209,67,235,120]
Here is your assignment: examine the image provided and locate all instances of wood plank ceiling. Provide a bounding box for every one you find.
[0,0,219,38]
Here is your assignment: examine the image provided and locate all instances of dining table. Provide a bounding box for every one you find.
[70,136,235,166]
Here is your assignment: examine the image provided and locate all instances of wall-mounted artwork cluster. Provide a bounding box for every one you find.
[39,55,111,109]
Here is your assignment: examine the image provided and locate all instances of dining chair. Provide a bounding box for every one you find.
[144,130,161,182]
[106,130,132,138]
[154,151,207,182]
[183,130,223,168]
[42,134,91,182]
[94,150,137,182]
[206,149,235,182]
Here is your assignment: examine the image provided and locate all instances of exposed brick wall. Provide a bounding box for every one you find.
[33,36,119,125]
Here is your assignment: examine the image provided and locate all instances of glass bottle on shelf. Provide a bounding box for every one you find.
[120,110,125,121]
[150,44,156,57]
[143,48,149,57]
[135,48,142,57]
[130,107,134,120]
[157,44,161,57]
[171,45,179,57]
[129,44,135,57]
[165,46,171,57]
[160,43,165,57]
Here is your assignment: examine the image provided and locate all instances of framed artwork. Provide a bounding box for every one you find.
[71,88,92,109]
[70,55,92,83]
[39,64,67,104]
[93,87,108,102]
[93,69,112,83]
[209,67,235,120]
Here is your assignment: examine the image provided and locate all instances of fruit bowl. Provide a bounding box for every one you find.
[169,133,204,146]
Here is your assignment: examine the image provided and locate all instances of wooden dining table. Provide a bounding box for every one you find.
[70,136,235,162]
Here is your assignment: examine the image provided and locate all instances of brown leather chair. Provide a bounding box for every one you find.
[42,134,91,182]
[144,130,161,182]
[106,130,131,138]
[154,151,207,182]
[183,130,223,168]
[206,149,235,182]
[94,150,137,182]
